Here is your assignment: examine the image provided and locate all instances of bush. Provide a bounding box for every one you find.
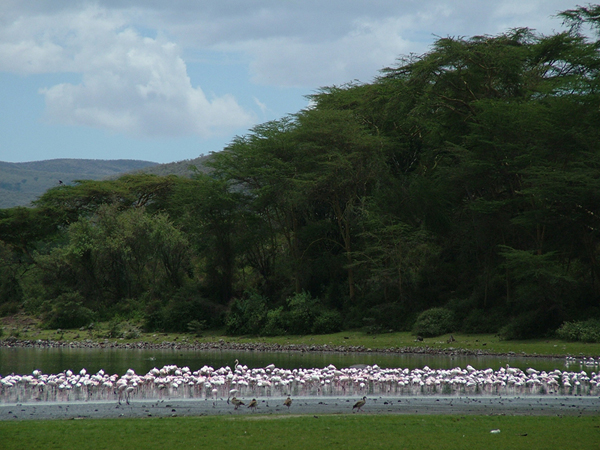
[461,309,503,334]
[41,292,95,329]
[143,294,226,333]
[0,302,19,317]
[225,291,269,335]
[412,308,456,337]
[187,320,206,336]
[262,307,286,336]
[499,308,563,340]
[107,318,141,339]
[285,291,317,335]
[311,309,342,334]
[368,302,416,332]
[556,319,600,343]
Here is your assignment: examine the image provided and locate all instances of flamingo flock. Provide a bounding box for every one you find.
[1,362,599,404]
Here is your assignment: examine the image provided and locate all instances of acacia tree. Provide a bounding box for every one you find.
[290,108,389,304]
[168,174,243,304]
[208,118,324,300]
[35,204,191,315]
[374,19,600,331]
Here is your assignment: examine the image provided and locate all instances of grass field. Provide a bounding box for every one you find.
[1,414,599,449]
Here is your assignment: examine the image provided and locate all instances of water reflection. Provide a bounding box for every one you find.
[0,346,584,377]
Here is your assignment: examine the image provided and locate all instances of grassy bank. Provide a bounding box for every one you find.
[2,314,600,357]
[2,414,599,449]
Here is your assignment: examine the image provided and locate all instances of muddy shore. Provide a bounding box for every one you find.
[2,396,599,421]
[0,336,551,359]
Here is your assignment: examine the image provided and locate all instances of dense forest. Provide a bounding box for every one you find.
[1,6,600,341]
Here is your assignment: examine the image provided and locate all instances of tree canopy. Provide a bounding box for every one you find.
[1,6,599,338]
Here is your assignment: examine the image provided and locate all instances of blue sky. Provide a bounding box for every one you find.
[0,1,582,164]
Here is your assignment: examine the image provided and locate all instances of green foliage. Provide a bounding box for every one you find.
[106,318,141,339]
[412,308,456,337]
[281,291,343,335]
[41,292,95,330]
[461,309,503,334]
[186,319,207,336]
[225,291,269,335]
[311,309,343,334]
[0,159,158,209]
[226,291,343,336]
[367,302,416,332]
[556,319,600,343]
[284,291,317,334]
[499,309,561,340]
[262,307,286,336]
[1,8,600,337]
[143,292,225,333]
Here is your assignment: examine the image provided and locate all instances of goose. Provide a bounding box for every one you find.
[352,396,367,413]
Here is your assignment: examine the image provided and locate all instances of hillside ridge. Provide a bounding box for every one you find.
[0,157,210,208]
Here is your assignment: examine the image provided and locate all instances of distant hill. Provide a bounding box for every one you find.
[0,159,159,209]
[0,156,217,209]
[122,154,213,178]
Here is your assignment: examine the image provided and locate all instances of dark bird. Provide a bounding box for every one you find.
[353,396,367,413]
[248,398,258,412]
[231,397,245,410]
[283,396,292,409]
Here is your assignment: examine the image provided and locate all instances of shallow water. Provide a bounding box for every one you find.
[0,346,589,377]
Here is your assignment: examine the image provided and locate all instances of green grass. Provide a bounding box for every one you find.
[1,415,599,450]
[4,316,600,357]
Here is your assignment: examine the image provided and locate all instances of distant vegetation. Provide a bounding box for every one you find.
[0,156,213,208]
[1,6,600,342]
[0,159,159,208]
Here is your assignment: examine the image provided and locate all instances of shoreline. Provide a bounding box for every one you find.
[0,337,573,359]
[2,396,599,421]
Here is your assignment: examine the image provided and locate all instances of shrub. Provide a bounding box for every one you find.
[499,308,563,340]
[0,302,19,317]
[143,294,226,333]
[311,309,342,334]
[556,319,600,343]
[462,309,503,334]
[225,291,269,335]
[187,320,206,337]
[368,302,416,332]
[41,292,95,329]
[285,291,317,335]
[412,308,456,337]
[107,318,141,339]
[262,307,286,336]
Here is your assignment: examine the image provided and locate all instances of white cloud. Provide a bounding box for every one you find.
[235,16,417,87]
[1,5,254,138]
[0,0,580,139]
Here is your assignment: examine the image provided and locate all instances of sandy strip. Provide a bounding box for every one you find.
[1,396,599,420]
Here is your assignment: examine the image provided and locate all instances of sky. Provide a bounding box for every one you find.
[0,1,585,164]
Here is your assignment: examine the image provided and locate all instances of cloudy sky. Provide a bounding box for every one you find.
[0,1,582,164]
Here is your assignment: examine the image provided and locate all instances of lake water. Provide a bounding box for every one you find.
[0,346,588,377]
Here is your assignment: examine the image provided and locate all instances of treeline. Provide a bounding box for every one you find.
[1,6,600,339]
